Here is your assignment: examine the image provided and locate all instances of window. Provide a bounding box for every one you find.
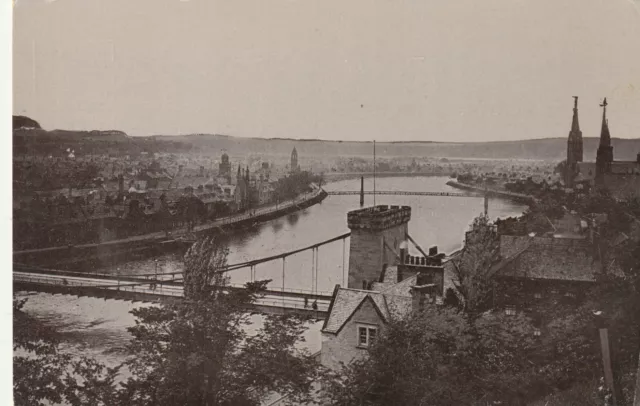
[534,292,542,300]
[564,291,576,299]
[533,328,541,337]
[505,305,516,316]
[357,326,378,348]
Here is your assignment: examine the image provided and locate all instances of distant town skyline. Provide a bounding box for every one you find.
[12,0,640,142]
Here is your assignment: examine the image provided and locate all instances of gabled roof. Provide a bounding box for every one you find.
[495,243,602,282]
[322,270,420,335]
[322,289,389,334]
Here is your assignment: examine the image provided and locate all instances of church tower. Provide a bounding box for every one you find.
[290,147,299,173]
[565,96,583,188]
[595,98,613,188]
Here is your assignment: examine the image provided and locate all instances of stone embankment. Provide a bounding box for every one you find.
[14,188,328,269]
[446,180,537,205]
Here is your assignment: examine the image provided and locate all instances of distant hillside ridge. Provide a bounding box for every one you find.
[13,115,41,130]
[12,119,640,160]
[151,134,640,161]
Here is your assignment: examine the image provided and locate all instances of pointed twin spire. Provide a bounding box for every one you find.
[599,97,611,147]
[570,96,580,133]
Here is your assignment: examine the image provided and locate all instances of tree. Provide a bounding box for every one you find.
[13,297,119,406]
[322,306,601,406]
[554,160,566,176]
[451,214,501,315]
[118,237,322,406]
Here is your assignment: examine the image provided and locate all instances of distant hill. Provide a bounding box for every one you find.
[13,115,41,130]
[154,134,640,162]
[12,119,640,161]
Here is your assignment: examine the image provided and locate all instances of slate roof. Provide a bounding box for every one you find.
[495,243,602,282]
[322,289,389,334]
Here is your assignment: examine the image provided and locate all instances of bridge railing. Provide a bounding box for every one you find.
[227,282,333,297]
[15,273,332,305]
[256,298,330,312]
[14,273,185,297]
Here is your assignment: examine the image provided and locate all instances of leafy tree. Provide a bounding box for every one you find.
[554,160,566,176]
[274,171,323,201]
[118,237,322,406]
[13,297,119,406]
[451,214,501,315]
[322,306,601,406]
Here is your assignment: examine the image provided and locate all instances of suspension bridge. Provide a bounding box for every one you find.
[13,232,352,318]
[327,191,479,197]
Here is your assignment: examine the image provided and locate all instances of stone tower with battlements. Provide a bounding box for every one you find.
[347,205,411,290]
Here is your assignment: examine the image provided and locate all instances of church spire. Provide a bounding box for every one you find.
[595,97,614,187]
[565,96,583,188]
[570,96,580,133]
[599,97,611,147]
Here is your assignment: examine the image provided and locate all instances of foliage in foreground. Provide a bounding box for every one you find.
[13,298,120,406]
[118,238,322,405]
[14,237,322,406]
[322,306,603,406]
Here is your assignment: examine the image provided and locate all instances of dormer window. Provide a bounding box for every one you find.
[357,325,378,348]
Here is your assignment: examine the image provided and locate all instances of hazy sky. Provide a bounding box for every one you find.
[12,0,640,141]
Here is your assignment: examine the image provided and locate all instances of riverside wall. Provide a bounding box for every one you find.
[14,189,328,269]
[445,180,536,205]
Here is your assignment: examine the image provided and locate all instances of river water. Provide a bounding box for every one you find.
[16,177,526,375]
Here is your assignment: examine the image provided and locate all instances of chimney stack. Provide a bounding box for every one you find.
[200,165,204,177]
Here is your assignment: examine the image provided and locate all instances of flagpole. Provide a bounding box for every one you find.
[373,140,376,206]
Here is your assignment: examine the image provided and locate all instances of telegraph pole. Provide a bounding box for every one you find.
[595,311,618,405]
[373,140,376,206]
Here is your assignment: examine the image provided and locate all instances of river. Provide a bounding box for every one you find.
[16,176,527,375]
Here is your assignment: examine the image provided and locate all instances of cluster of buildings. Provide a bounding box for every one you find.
[17,147,303,219]
[320,203,636,371]
[564,97,640,198]
[13,147,305,248]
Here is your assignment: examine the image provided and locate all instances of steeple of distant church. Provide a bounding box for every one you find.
[565,96,583,187]
[596,98,614,187]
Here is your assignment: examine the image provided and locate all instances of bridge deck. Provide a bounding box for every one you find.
[14,271,331,317]
[327,190,480,197]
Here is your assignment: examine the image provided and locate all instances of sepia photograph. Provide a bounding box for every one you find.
[6,0,640,405]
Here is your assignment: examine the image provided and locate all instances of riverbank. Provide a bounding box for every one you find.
[323,171,453,183]
[14,188,328,269]
[446,180,536,205]
[15,177,528,396]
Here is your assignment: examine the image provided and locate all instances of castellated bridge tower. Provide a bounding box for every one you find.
[347,205,411,290]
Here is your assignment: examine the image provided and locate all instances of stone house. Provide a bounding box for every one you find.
[321,204,449,371]
[490,234,623,334]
